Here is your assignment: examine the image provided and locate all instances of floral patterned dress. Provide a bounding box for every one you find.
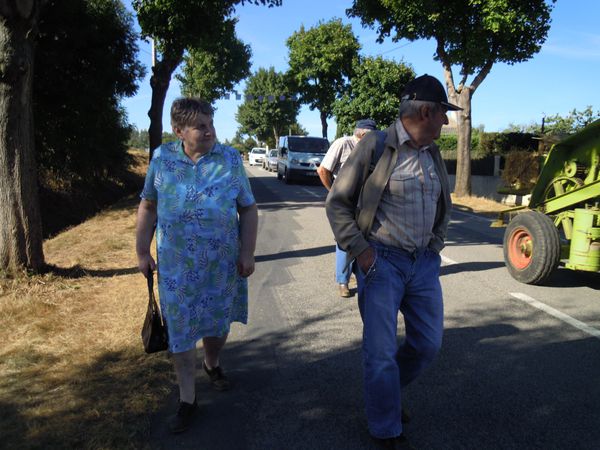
[141,141,255,353]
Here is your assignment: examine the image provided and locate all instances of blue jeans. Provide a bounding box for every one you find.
[356,241,443,439]
[335,243,352,284]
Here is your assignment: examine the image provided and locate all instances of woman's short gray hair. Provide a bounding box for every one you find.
[398,100,441,118]
[171,97,214,129]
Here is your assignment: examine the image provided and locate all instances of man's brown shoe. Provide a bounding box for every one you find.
[339,283,351,297]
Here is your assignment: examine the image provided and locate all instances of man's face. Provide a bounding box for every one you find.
[427,105,449,141]
[175,113,216,154]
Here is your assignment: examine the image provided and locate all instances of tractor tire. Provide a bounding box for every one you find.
[503,211,560,285]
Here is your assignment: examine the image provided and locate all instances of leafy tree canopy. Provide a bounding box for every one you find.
[236,67,301,148]
[35,0,145,182]
[333,56,415,137]
[348,0,554,76]
[286,18,361,137]
[347,0,556,196]
[177,20,252,103]
[132,0,281,154]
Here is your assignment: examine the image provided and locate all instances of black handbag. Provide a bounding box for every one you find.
[141,272,168,353]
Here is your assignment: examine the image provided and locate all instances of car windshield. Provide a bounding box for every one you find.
[287,137,329,153]
[252,149,266,154]
[268,150,277,157]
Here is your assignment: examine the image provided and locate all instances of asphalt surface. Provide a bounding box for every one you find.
[149,164,600,450]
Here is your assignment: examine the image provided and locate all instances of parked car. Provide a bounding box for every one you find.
[265,149,278,171]
[276,136,329,184]
[248,147,267,166]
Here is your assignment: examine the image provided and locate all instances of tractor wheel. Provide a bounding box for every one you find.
[503,211,561,285]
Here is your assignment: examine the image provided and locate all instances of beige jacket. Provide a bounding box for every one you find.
[325,124,452,261]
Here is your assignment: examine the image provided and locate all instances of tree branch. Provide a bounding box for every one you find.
[470,57,494,92]
[436,38,457,96]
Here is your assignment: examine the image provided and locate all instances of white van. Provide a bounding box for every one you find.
[276,136,329,184]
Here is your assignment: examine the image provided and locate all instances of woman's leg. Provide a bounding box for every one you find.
[172,348,196,403]
[203,334,228,369]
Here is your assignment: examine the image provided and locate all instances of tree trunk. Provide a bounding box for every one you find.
[454,88,473,197]
[147,50,182,160]
[272,125,279,149]
[320,109,328,139]
[0,0,45,275]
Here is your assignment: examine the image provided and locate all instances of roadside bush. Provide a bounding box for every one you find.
[479,132,537,155]
[501,150,540,192]
[34,0,144,182]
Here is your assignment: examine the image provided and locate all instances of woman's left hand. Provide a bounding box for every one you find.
[237,253,255,278]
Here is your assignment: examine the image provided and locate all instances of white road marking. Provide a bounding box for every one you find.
[441,255,457,265]
[510,292,600,340]
[300,187,324,199]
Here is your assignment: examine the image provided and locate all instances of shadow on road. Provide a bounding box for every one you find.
[146,310,600,450]
[256,245,336,263]
[440,260,506,276]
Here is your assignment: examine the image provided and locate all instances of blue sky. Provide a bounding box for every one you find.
[122,0,600,142]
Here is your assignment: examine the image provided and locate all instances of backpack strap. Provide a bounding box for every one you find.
[368,130,387,174]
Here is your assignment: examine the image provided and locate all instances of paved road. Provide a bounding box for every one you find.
[151,164,599,450]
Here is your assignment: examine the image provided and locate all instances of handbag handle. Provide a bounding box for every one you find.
[146,271,165,326]
[147,269,154,293]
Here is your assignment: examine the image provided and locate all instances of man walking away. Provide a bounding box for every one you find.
[318,119,377,298]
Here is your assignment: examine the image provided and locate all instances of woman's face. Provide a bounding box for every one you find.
[175,113,216,155]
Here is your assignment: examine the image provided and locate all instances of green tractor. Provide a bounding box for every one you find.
[492,119,600,284]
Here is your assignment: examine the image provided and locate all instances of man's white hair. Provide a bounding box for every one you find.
[398,100,441,118]
[353,127,372,138]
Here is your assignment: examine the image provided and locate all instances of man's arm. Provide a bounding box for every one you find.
[237,203,258,278]
[319,138,345,190]
[136,199,157,278]
[317,165,334,190]
[325,134,377,263]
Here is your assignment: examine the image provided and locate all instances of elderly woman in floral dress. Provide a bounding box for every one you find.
[136,97,258,433]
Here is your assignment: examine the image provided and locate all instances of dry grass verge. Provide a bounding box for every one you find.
[0,198,173,449]
[0,172,505,448]
[451,193,506,217]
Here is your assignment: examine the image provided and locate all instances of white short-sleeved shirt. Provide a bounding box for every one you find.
[320,135,359,176]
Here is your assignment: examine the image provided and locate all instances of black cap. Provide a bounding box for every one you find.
[355,118,377,130]
[401,74,462,111]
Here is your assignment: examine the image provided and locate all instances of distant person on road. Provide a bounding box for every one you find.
[325,74,459,449]
[318,119,377,298]
[136,97,258,434]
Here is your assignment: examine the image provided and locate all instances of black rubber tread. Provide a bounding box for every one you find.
[276,164,283,180]
[503,211,561,285]
[284,168,293,184]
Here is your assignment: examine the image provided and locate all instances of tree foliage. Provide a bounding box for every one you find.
[333,56,415,137]
[236,67,301,148]
[348,0,555,196]
[506,106,600,135]
[223,131,261,155]
[35,0,145,182]
[176,20,252,103]
[132,0,281,155]
[286,18,361,138]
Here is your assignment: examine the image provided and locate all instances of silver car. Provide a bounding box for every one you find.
[265,149,278,171]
